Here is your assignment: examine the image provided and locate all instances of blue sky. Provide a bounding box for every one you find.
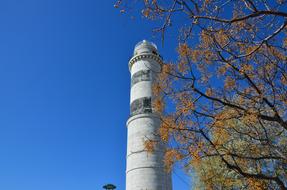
[0,0,191,189]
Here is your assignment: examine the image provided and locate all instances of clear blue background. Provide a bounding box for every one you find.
[0,0,190,189]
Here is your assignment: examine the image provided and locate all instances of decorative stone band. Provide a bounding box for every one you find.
[126,166,165,174]
[131,70,151,87]
[126,113,160,127]
[130,97,152,116]
[126,149,165,158]
[128,53,163,71]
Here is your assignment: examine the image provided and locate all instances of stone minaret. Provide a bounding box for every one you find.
[126,40,172,190]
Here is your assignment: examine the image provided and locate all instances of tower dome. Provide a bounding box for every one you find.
[133,40,158,56]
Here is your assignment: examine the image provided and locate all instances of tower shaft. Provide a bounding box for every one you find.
[126,41,172,190]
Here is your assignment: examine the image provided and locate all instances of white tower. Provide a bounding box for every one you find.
[126,40,172,190]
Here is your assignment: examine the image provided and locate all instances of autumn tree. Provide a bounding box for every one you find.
[116,0,287,189]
